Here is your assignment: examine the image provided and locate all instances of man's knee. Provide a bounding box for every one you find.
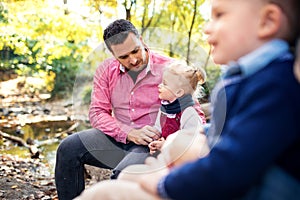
[57,134,74,151]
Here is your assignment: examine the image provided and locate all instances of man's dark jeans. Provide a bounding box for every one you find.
[54,128,149,200]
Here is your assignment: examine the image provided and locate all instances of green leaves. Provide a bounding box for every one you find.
[0,0,92,97]
[1,0,219,99]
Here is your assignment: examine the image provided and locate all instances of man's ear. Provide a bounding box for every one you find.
[175,88,185,97]
[258,4,283,39]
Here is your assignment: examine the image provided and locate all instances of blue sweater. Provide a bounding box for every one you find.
[162,41,300,199]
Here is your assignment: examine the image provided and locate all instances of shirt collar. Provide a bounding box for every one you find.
[225,39,289,78]
[119,64,126,73]
[145,49,151,74]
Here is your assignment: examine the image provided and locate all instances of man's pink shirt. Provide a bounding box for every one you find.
[89,51,173,143]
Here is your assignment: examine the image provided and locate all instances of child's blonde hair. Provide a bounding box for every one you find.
[166,60,206,95]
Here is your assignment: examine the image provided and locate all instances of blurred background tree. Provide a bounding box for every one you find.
[0,0,220,101]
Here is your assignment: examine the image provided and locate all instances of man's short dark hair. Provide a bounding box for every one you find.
[103,19,139,52]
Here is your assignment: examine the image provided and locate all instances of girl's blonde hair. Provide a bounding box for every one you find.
[166,60,206,95]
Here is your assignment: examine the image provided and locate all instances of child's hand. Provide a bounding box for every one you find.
[148,137,165,154]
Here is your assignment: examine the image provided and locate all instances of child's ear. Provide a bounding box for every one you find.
[175,88,185,97]
[258,4,283,39]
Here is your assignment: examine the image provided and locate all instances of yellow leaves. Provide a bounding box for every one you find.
[28,56,35,65]
[12,40,31,56]
[1,1,93,69]
[32,42,42,53]
[46,56,54,65]
[0,41,3,51]
[43,71,56,92]
[48,46,72,59]
[3,0,92,46]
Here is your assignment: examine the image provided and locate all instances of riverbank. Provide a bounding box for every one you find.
[0,76,112,199]
[0,154,112,200]
[0,154,57,199]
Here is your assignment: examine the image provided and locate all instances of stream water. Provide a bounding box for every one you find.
[0,75,93,176]
[0,120,90,174]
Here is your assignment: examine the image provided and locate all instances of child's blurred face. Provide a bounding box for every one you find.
[205,0,266,65]
[158,71,181,102]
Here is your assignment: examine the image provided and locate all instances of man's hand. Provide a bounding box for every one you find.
[127,125,161,145]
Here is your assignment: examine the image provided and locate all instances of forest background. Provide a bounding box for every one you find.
[0,0,220,102]
[0,0,220,198]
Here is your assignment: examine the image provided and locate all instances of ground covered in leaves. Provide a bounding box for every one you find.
[0,152,112,200]
[0,154,57,200]
[0,75,112,200]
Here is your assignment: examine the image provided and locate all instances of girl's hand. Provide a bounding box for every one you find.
[148,138,165,154]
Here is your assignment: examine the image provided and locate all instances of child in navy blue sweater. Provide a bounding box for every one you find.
[75,0,300,199]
